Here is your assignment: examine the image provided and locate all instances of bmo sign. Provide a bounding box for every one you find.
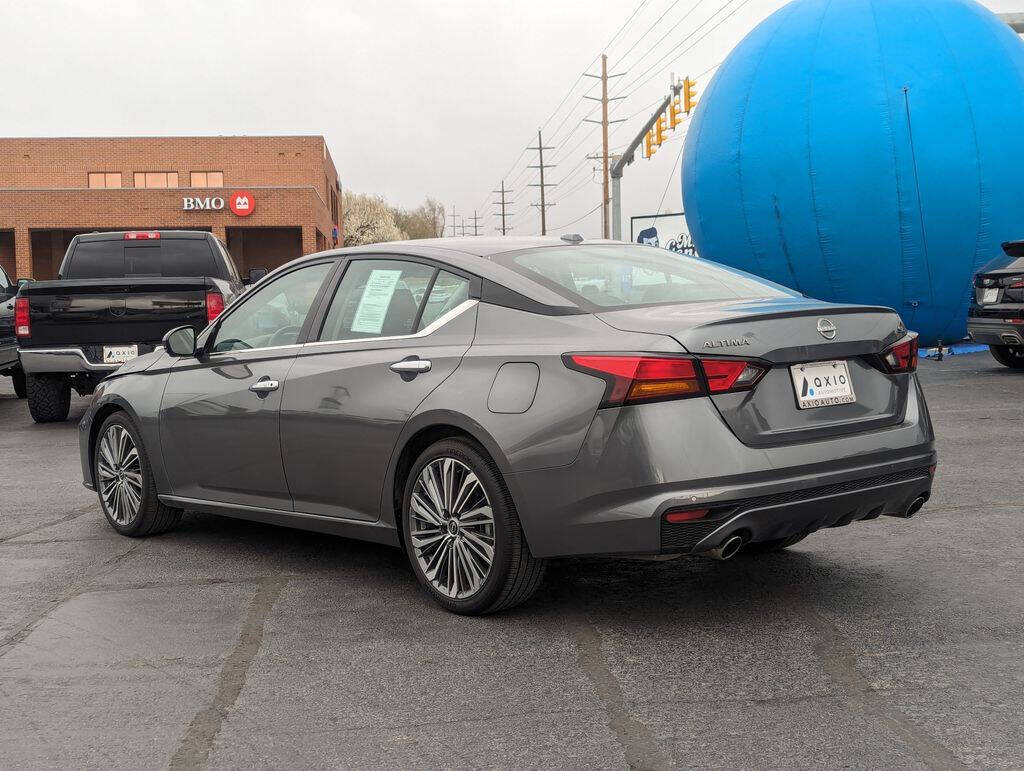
[182,190,255,217]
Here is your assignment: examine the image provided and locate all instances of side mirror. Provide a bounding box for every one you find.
[163,325,197,357]
[245,267,267,285]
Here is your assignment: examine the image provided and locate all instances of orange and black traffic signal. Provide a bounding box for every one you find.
[655,115,666,146]
[669,96,682,129]
[683,77,698,114]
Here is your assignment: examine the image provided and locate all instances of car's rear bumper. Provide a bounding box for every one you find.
[509,376,936,559]
[967,318,1024,347]
[19,347,120,374]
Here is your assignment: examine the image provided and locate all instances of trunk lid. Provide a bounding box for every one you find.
[596,297,910,446]
[19,277,212,348]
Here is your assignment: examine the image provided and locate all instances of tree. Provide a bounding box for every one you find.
[394,197,446,239]
[342,191,407,246]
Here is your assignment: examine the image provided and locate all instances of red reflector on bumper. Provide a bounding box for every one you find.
[665,508,710,523]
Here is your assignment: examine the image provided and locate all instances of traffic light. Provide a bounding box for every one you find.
[683,77,698,114]
[644,130,658,159]
[669,96,682,129]
[655,115,666,146]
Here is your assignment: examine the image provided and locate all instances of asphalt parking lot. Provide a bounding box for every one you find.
[1,352,1022,769]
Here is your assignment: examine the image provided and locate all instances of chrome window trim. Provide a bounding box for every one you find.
[204,343,305,359]
[303,299,478,349]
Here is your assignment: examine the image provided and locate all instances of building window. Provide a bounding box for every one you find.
[88,172,122,189]
[190,171,224,187]
[133,171,179,188]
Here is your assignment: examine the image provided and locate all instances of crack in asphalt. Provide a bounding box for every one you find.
[798,608,968,770]
[0,503,98,543]
[569,609,673,770]
[0,539,142,659]
[168,577,287,770]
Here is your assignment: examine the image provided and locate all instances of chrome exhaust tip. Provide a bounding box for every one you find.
[903,496,927,519]
[700,534,745,561]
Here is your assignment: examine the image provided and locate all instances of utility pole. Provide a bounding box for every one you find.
[448,204,460,237]
[467,210,482,236]
[527,130,556,235]
[583,53,625,239]
[610,78,684,240]
[493,180,513,235]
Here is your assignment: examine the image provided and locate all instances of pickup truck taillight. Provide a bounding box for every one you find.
[14,297,30,337]
[205,291,225,323]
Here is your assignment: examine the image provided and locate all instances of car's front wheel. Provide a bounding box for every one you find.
[402,438,546,615]
[990,344,1024,369]
[94,412,182,537]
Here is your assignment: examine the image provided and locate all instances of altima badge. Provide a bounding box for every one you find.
[702,338,751,349]
[817,318,837,340]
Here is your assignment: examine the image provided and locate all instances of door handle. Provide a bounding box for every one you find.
[248,378,280,396]
[390,359,431,374]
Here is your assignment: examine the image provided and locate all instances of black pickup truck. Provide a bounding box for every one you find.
[1,263,26,397]
[16,230,263,422]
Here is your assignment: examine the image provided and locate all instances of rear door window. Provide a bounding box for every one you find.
[319,260,437,341]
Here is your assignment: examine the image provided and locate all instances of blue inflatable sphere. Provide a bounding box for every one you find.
[681,0,1024,345]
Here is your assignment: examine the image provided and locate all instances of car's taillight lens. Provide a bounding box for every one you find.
[701,359,767,393]
[564,354,768,408]
[881,336,919,373]
[205,291,225,323]
[565,355,702,406]
[14,297,30,337]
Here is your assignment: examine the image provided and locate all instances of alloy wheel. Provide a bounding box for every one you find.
[410,457,496,599]
[97,424,144,526]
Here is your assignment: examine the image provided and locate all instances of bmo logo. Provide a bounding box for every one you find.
[229,190,255,217]
[182,190,255,217]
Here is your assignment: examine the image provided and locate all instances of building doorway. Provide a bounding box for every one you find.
[225,227,303,275]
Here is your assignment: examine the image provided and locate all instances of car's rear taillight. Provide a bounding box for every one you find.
[701,359,767,393]
[565,355,703,407]
[564,354,768,408]
[14,297,30,337]
[664,508,710,523]
[205,291,225,323]
[124,231,160,240]
[881,335,919,374]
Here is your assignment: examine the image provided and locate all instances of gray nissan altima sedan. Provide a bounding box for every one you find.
[79,237,936,614]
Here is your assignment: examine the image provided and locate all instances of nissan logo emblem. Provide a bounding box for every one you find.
[817,318,837,340]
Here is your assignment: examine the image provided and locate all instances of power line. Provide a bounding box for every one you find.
[655,137,688,215]
[541,202,603,235]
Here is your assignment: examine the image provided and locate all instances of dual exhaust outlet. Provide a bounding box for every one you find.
[697,494,928,560]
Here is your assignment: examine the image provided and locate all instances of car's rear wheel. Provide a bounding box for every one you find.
[94,412,182,537]
[401,438,546,615]
[26,374,70,422]
[11,367,26,399]
[989,344,1024,369]
[744,533,808,555]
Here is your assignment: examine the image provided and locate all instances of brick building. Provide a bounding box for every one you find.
[0,136,341,280]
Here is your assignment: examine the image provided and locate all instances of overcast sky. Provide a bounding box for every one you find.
[1,0,1020,239]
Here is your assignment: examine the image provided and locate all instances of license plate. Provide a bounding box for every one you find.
[981,288,999,304]
[790,360,856,410]
[102,344,139,365]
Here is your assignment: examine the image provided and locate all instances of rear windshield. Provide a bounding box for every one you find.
[65,239,218,279]
[495,245,792,308]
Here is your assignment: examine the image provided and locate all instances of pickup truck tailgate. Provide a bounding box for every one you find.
[20,277,211,347]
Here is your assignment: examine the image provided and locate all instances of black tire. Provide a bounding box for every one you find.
[93,412,182,537]
[26,374,71,422]
[401,438,546,615]
[989,345,1024,369]
[11,367,26,399]
[744,533,808,555]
